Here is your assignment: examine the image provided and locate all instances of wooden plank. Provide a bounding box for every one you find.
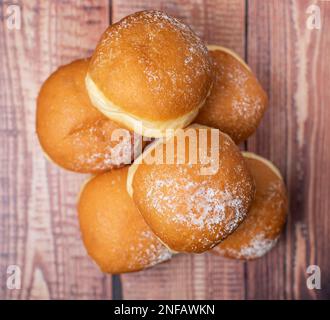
[112,0,247,300]
[246,0,330,299]
[0,0,110,299]
[112,0,246,56]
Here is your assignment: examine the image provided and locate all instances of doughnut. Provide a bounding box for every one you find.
[86,10,213,138]
[195,45,268,144]
[78,166,172,273]
[212,152,288,260]
[36,58,142,173]
[127,125,255,253]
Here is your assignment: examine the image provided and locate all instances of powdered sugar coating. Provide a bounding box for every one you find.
[37,58,140,173]
[212,154,287,260]
[71,125,142,171]
[146,178,246,238]
[216,233,279,259]
[225,66,264,120]
[195,46,267,144]
[89,10,213,121]
[240,234,278,258]
[132,128,255,253]
[78,168,172,273]
[128,230,172,270]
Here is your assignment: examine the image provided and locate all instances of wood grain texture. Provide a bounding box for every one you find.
[112,0,246,56]
[246,0,330,300]
[0,0,329,300]
[0,0,111,299]
[112,0,247,300]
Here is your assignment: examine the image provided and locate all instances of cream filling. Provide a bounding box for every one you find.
[242,151,283,180]
[86,74,209,138]
[207,44,251,72]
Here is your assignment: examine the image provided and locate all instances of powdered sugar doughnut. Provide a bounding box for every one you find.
[37,59,142,173]
[127,125,255,253]
[212,152,288,260]
[195,45,268,144]
[78,167,172,273]
[86,10,213,137]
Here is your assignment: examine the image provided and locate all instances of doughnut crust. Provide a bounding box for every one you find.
[195,45,268,144]
[36,59,141,173]
[87,10,213,137]
[78,167,172,273]
[212,152,288,260]
[127,125,255,253]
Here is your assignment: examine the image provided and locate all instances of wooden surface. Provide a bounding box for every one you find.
[0,0,329,300]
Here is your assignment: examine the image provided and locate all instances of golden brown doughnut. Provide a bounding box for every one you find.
[212,152,288,260]
[36,58,142,173]
[195,45,268,144]
[127,125,255,253]
[86,10,213,137]
[78,167,172,273]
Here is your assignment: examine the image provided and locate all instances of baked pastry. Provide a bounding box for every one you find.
[127,125,255,253]
[195,45,268,144]
[78,167,172,273]
[86,10,213,137]
[212,152,288,259]
[36,58,141,173]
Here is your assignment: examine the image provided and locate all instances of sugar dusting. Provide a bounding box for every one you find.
[239,234,278,258]
[134,130,255,251]
[136,11,211,97]
[215,234,278,260]
[199,50,267,143]
[145,173,248,240]
[128,229,172,269]
[69,123,142,171]
[92,10,212,113]
[216,57,264,120]
[215,167,286,259]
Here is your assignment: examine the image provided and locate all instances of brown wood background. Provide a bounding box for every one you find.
[0,0,329,300]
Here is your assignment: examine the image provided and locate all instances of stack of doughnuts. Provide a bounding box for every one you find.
[36,10,287,273]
